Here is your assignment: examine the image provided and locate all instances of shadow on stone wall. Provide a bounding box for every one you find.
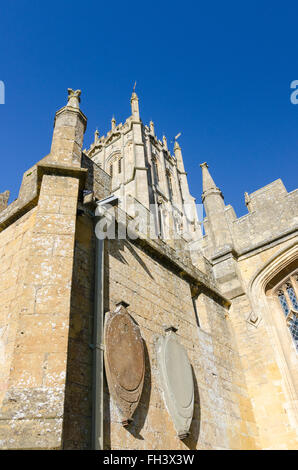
[183,366,201,450]
[126,339,152,440]
[62,215,95,449]
[108,237,155,280]
[103,328,152,447]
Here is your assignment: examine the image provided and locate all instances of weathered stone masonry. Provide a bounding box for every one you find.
[0,89,297,449]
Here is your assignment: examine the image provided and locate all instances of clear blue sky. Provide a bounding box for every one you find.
[1,0,297,217]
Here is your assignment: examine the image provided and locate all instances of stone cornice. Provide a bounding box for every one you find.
[37,163,87,190]
[53,105,87,131]
[201,187,224,202]
[0,162,87,232]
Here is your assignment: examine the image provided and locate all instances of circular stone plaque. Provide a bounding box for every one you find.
[104,302,145,426]
[107,312,144,392]
[165,335,194,412]
[156,328,194,439]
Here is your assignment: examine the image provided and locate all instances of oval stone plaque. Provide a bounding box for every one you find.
[104,301,145,426]
[156,327,194,439]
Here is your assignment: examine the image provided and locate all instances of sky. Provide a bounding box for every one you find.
[0,0,298,217]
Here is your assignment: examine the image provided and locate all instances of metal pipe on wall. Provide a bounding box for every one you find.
[91,194,118,450]
[91,230,105,450]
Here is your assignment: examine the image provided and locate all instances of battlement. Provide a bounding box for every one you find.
[244,179,288,213]
[200,161,298,259]
[225,179,298,255]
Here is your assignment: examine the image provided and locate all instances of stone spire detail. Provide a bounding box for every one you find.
[111,116,116,131]
[94,128,99,144]
[130,92,140,120]
[162,135,168,150]
[0,190,10,212]
[200,162,233,252]
[200,162,223,202]
[49,88,87,168]
[67,88,81,109]
[174,140,185,174]
[150,120,155,135]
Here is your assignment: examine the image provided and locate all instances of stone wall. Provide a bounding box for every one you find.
[229,238,298,449]
[0,173,80,449]
[0,88,297,450]
[227,180,297,255]
[229,290,298,450]
[103,237,258,450]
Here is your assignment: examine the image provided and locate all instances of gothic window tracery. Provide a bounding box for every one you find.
[107,153,122,180]
[166,169,173,200]
[275,272,298,350]
[152,155,159,184]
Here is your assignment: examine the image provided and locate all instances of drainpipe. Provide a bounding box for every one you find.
[91,194,118,450]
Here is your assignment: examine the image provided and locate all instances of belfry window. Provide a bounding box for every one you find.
[166,169,173,200]
[275,273,298,350]
[152,156,159,184]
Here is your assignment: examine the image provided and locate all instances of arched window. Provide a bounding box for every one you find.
[275,272,298,350]
[107,153,122,182]
[166,169,173,200]
[151,155,159,184]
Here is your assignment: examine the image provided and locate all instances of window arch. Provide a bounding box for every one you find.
[275,271,298,350]
[166,168,173,200]
[151,155,159,184]
[249,244,298,437]
[106,152,122,182]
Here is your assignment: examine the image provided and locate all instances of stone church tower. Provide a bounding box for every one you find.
[0,89,297,450]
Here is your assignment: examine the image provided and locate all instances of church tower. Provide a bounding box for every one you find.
[0,88,297,451]
[86,91,202,246]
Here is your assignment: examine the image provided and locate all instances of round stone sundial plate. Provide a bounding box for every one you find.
[156,329,194,439]
[104,302,145,426]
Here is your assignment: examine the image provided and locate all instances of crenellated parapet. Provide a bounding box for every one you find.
[201,166,298,258]
[230,179,298,255]
[0,190,9,212]
[200,164,298,298]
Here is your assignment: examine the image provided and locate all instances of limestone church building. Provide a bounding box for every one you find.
[0,89,297,450]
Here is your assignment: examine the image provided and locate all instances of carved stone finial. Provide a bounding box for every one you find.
[130,90,140,119]
[67,88,81,109]
[131,92,138,101]
[162,135,168,150]
[150,120,155,135]
[94,128,99,143]
[0,190,10,212]
[174,140,181,151]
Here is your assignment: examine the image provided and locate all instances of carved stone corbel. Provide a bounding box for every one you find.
[246,311,261,327]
